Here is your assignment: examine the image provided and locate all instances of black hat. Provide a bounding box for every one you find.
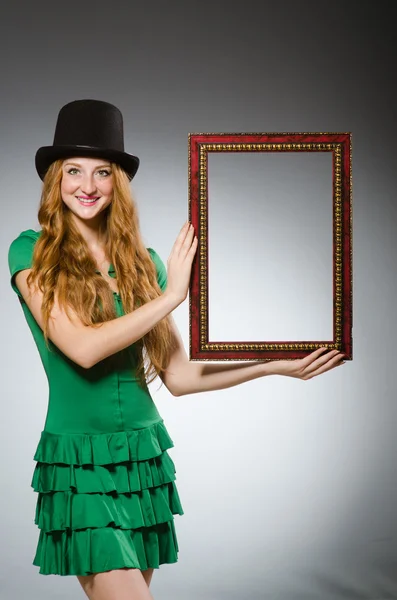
[35,99,140,181]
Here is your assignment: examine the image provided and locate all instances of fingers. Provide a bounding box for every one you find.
[302,348,346,380]
[180,224,195,257]
[308,347,343,366]
[190,235,198,252]
[173,222,195,258]
[299,346,329,369]
[171,222,189,255]
[305,356,345,380]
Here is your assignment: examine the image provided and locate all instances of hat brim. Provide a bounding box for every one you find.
[35,145,140,181]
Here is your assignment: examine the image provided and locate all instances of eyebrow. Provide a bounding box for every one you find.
[64,162,112,168]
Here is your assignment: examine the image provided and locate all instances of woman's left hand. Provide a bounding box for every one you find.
[273,347,346,380]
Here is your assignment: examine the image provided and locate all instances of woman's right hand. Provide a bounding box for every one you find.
[164,221,198,305]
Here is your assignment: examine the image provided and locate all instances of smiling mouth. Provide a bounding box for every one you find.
[76,196,100,205]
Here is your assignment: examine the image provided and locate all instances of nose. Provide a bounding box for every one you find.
[80,174,97,195]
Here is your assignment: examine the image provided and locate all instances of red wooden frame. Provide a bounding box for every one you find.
[188,133,352,362]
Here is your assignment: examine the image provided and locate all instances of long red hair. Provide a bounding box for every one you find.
[26,159,176,387]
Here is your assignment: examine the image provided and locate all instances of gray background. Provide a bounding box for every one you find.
[207,152,334,341]
[1,1,396,599]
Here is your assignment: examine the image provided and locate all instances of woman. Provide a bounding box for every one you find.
[8,99,345,600]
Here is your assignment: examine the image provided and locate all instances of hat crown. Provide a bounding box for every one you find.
[35,98,139,181]
[53,99,125,151]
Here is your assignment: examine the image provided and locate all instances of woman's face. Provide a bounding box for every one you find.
[60,157,114,223]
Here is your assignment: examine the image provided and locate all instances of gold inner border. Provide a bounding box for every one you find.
[191,142,348,353]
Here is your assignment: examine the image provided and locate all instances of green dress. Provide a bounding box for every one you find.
[7,229,184,576]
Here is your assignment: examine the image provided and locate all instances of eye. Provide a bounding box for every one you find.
[98,169,112,177]
[67,168,79,175]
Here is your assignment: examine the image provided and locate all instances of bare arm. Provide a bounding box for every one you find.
[15,268,180,369]
[14,221,197,370]
[161,316,346,396]
[81,291,180,367]
[159,316,276,395]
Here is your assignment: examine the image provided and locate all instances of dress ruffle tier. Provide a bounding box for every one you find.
[31,420,184,575]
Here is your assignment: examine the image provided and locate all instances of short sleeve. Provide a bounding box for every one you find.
[147,247,167,292]
[8,229,39,299]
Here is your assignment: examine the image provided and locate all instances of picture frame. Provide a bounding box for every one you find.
[188,132,352,362]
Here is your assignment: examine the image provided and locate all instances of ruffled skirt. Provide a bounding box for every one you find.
[31,420,184,575]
